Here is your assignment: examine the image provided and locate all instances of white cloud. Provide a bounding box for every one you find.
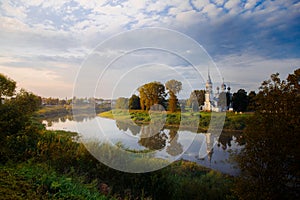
[0,16,29,31]
[191,0,210,10]
[175,10,202,26]
[212,0,225,6]
[244,0,258,10]
[1,1,27,20]
[20,0,45,7]
[224,0,242,14]
[202,3,223,18]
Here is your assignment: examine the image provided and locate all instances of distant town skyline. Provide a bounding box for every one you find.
[0,0,299,98]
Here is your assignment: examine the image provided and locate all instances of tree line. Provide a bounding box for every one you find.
[115,80,258,113]
[115,79,183,112]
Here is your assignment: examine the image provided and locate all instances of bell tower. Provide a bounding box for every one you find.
[203,68,213,111]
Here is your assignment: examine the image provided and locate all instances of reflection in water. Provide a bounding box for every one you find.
[43,114,96,127]
[166,128,183,156]
[139,128,167,150]
[45,116,244,175]
[115,118,184,156]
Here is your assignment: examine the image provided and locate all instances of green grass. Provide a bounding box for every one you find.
[99,109,253,131]
[0,163,111,200]
[36,105,70,118]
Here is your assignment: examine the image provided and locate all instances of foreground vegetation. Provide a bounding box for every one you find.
[234,69,300,199]
[1,128,236,199]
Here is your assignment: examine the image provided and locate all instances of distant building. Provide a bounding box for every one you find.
[202,71,233,112]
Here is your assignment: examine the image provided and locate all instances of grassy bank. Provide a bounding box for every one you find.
[99,109,252,131]
[0,163,110,200]
[36,104,111,118]
[36,105,71,118]
[1,128,237,200]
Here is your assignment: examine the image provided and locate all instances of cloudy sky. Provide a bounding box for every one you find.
[0,0,299,99]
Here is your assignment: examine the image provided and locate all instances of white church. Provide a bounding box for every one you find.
[201,73,233,112]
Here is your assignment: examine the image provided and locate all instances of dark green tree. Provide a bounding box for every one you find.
[234,69,300,199]
[129,94,141,110]
[165,79,182,112]
[0,84,42,162]
[247,91,257,111]
[232,89,248,112]
[0,73,16,104]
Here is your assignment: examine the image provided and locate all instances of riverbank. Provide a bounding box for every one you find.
[36,104,111,118]
[99,109,252,132]
[1,128,237,199]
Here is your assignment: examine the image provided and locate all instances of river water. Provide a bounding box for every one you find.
[44,116,244,175]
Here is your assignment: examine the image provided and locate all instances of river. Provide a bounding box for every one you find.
[44,115,244,175]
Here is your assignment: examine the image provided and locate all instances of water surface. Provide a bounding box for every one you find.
[44,116,243,175]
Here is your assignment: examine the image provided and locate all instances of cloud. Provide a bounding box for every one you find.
[0,0,299,98]
[190,0,210,10]
[224,0,242,14]
[216,54,300,92]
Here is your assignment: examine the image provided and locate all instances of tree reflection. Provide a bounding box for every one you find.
[114,118,184,156]
[43,114,97,127]
[115,120,141,135]
[139,127,167,150]
[217,131,244,150]
[166,127,183,156]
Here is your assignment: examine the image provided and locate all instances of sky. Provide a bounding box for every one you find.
[0,0,299,99]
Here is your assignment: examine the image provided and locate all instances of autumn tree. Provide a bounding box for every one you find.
[234,69,300,199]
[0,73,16,104]
[165,79,182,112]
[138,81,166,111]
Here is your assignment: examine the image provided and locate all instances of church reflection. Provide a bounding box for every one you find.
[45,115,243,161]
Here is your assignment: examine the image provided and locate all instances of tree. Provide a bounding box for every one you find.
[234,69,300,199]
[129,94,141,110]
[165,80,182,112]
[232,89,248,112]
[0,78,42,162]
[0,73,16,104]
[187,90,205,111]
[247,91,257,111]
[14,89,42,114]
[138,81,166,111]
[115,97,129,109]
